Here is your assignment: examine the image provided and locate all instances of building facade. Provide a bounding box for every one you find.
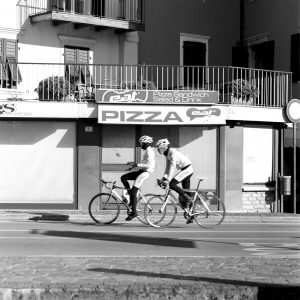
[137,0,300,213]
[0,0,298,213]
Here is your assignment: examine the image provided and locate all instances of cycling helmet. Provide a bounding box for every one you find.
[155,138,170,153]
[139,135,153,144]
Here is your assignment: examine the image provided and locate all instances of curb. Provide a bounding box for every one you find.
[1,282,299,300]
[0,211,299,223]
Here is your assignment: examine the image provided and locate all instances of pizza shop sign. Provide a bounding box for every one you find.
[98,105,226,125]
[96,89,219,105]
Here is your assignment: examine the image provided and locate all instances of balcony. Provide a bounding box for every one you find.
[0,63,292,108]
[17,0,145,31]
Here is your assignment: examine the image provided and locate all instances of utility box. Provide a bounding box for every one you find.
[279,176,292,195]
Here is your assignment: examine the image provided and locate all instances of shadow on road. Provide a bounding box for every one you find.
[88,267,300,300]
[30,229,195,248]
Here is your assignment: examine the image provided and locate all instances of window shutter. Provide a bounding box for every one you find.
[291,33,300,82]
[65,47,79,83]
[6,40,17,57]
[0,39,3,57]
[0,56,8,80]
[77,48,90,83]
[5,40,22,83]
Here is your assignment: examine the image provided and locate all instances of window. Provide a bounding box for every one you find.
[183,41,206,88]
[180,33,210,89]
[243,127,273,183]
[0,38,22,89]
[64,46,91,85]
[250,41,274,70]
[291,33,300,82]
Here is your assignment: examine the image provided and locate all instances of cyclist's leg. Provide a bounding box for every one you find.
[131,171,150,213]
[171,166,193,206]
[121,171,141,199]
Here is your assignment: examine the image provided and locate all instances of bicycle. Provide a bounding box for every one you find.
[88,179,163,225]
[144,177,226,229]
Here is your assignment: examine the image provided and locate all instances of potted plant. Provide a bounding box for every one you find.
[35,76,74,101]
[230,79,259,105]
[121,80,157,90]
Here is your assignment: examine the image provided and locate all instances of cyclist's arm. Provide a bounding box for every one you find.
[137,148,155,173]
[163,149,177,181]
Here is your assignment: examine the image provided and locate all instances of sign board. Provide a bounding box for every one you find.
[286,98,300,123]
[95,89,219,105]
[0,101,96,119]
[98,105,226,125]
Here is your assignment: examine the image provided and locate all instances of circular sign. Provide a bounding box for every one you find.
[286,99,300,123]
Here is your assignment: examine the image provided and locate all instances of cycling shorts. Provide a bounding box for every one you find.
[133,171,150,188]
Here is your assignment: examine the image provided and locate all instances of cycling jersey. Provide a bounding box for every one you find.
[137,146,155,173]
[163,148,191,181]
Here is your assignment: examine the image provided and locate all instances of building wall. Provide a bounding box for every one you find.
[138,0,240,66]
[245,0,300,98]
[0,0,138,66]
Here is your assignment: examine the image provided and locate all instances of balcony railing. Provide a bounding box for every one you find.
[0,63,292,108]
[17,0,144,29]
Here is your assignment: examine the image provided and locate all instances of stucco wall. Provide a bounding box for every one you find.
[245,0,299,72]
[138,0,240,66]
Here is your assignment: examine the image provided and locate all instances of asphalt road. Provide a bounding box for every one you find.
[1,220,299,258]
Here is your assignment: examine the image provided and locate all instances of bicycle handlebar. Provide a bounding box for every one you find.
[101,179,116,189]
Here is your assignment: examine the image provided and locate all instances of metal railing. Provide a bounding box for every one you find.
[0,63,292,107]
[17,0,144,27]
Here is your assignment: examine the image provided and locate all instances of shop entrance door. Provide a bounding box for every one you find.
[101,125,136,187]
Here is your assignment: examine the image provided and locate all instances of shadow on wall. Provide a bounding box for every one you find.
[0,121,74,148]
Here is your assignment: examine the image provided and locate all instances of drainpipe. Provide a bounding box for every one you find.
[240,0,245,48]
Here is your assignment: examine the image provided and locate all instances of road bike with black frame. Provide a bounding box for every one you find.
[89,179,163,225]
[144,177,226,228]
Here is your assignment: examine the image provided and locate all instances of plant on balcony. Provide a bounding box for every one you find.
[230,79,259,104]
[35,76,74,101]
[121,80,157,90]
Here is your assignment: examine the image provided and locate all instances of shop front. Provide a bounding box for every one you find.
[0,101,95,209]
[96,89,226,202]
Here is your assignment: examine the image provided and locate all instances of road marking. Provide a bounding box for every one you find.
[240,242,300,257]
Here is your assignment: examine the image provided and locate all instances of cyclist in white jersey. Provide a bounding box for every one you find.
[121,135,155,221]
[155,138,193,208]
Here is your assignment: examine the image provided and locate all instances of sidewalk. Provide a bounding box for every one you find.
[0,210,299,299]
[0,256,299,300]
[1,209,300,223]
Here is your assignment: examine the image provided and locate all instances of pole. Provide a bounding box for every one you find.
[293,122,297,214]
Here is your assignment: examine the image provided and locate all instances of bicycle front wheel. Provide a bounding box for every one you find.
[136,194,155,225]
[88,193,120,224]
[193,194,225,229]
[144,195,177,228]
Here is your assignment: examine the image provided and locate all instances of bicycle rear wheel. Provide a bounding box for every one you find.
[193,194,225,229]
[88,193,120,224]
[144,195,177,228]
